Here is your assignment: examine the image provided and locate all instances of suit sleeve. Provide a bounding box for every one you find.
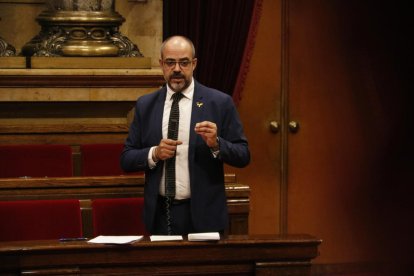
[218,96,250,168]
[120,100,151,172]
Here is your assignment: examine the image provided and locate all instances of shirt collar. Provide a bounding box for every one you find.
[166,77,194,101]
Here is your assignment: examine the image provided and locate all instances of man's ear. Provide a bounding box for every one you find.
[192,58,198,70]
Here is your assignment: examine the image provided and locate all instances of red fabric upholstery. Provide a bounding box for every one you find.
[92,197,147,236]
[80,143,142,176]
[80,144,126,176]
[0,144,73,178]
[0,199,83,241]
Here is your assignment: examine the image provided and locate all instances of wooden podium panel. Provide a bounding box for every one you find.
[0,234,321,275]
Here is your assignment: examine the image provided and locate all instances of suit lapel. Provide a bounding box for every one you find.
[188,82,205,165]
[190,82,205,145]
[154,87,167,143]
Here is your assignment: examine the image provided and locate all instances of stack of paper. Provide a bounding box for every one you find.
[188,232,220,241]
[150,235,183,242]
[87,235,143,244]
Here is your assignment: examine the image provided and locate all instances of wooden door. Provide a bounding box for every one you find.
[233,0,283,234]
[286,0,413,266]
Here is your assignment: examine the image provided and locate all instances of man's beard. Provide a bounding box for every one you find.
[168,73,189,92]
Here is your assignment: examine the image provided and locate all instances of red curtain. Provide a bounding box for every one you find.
[163,0,262,104]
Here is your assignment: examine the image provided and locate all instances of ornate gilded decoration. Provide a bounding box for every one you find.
[0,36,16,57]
[22,0,143,57]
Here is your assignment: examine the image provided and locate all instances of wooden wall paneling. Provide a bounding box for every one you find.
[0,69,164,146]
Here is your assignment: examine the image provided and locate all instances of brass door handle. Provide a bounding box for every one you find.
[269,121,279,133]
[288,121,299,133]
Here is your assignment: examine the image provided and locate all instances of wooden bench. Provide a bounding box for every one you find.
[0,174,250,236]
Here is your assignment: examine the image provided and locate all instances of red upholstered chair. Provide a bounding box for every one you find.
[80,143,143,176]
[80,144,126,176]
[0,199,83,242]
[0,144,73,178]
[92,197,148,236]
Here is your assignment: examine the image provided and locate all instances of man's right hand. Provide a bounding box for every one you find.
[154,139,183,161]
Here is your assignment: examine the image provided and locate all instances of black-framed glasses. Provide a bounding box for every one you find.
[162,59,194,69]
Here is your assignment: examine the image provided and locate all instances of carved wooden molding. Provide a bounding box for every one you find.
[0,123,128,134]
[0,74,165,88]
[0,174,238,190]
[0,0,44,3]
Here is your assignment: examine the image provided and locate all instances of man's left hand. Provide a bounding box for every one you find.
[194,121,218,148]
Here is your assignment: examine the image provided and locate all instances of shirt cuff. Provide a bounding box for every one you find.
[210,137,220,158]
[148,146,158,169]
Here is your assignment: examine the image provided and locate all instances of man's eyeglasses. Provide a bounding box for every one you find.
[163,59,193,69]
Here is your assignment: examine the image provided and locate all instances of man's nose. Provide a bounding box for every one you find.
[173,62,182,71]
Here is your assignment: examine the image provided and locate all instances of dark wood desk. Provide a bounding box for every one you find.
[0,234,321,275]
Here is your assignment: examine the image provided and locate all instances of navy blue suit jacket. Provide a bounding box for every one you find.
[121,81,250,233]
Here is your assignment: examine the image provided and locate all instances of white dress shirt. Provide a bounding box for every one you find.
[148,78,194,199]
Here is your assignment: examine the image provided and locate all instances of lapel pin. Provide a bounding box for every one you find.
[196,102,203,108]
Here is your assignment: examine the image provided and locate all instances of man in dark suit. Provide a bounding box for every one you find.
[121,36,250,235]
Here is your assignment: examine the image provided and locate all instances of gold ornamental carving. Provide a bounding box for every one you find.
[22,0,143,57]
[0,36,16,56]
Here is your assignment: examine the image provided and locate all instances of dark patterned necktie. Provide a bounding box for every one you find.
[165,92,184,199]
[165,92,183,235]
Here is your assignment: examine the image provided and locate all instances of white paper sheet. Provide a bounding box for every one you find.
[150,235,183,242]
[87,235,143,244]
[187,232,220,241]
